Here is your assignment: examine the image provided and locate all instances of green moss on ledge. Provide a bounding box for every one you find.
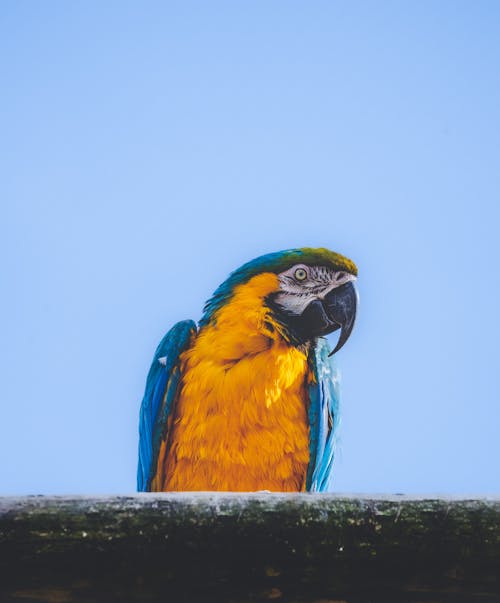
[0,493,499,602]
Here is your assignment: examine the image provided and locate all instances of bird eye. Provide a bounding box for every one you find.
[294,268,308,281]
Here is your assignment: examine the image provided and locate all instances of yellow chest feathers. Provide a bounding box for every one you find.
[157,273,311,492]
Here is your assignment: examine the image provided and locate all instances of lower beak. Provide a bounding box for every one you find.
[323,281,358,356]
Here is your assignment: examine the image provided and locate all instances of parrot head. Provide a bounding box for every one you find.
[200,247,358,354]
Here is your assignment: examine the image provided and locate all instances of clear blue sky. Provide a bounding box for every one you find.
[1,1,499,495]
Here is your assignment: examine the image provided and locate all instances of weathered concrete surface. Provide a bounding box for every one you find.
[0,493,499,602]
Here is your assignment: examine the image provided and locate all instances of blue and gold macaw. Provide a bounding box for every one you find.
[138,247,358,492]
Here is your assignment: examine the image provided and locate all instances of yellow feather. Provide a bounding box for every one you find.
[154,273,311,492]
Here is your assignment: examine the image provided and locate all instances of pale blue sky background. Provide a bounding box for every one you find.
[1,1,499,495]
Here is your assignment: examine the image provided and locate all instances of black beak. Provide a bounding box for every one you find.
[323,281,358,356]
[267,280,358,350]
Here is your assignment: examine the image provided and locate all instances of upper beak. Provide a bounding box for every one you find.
[323,281,358,356]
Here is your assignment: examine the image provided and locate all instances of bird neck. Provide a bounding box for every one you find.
[194,272,294,361]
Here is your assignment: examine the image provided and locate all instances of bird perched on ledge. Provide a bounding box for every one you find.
[138,247,358,493]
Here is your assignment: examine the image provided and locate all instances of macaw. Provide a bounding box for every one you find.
[138,247,357,493]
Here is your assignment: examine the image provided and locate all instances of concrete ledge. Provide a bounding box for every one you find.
[0,493,499,602]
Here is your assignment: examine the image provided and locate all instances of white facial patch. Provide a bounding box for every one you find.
[273,264,356,315]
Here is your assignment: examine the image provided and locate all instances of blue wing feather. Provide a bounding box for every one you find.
[306,337,341,492]
[137,319,197,491]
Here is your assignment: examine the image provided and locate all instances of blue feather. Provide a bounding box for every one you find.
[137,319,196,491]
[306,337,341,492]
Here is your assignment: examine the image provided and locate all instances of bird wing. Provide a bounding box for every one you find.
[137,319,197,491]
[306,337,341,492]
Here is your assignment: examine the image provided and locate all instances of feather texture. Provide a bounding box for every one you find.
[307,337,341,492]
[137,320,196,491]
[138,247,353,492]
[154,273,311,492]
